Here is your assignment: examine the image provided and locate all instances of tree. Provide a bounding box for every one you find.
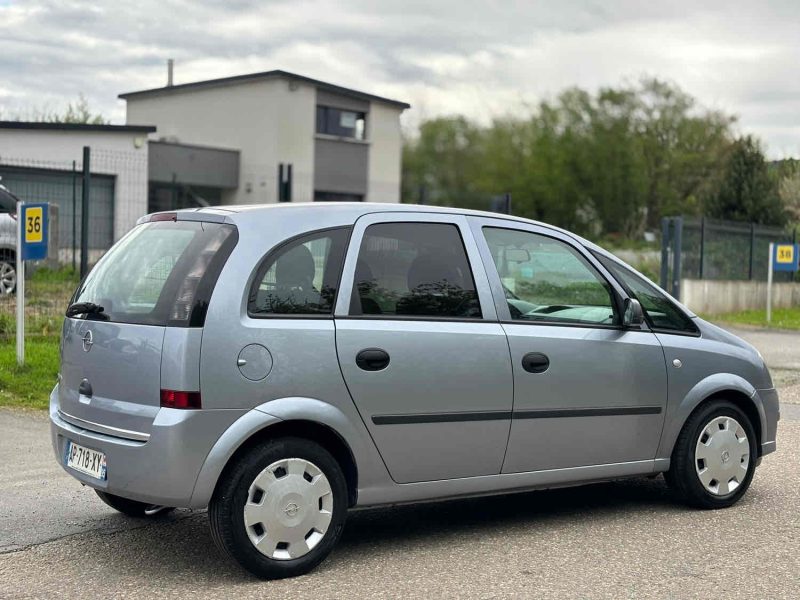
[2,94,107,124]
[705,136,785,226]
[777,161,800,224]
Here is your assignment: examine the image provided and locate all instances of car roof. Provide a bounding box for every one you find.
[170,202,591,246]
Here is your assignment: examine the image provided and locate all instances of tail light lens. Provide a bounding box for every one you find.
[160,389,202,409]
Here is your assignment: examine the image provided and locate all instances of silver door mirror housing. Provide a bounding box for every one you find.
[623,298,645,327]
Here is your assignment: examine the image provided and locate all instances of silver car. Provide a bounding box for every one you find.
[50,204,779,579]
[0,183,17,294]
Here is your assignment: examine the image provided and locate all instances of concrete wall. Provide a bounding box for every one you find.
[681,279,800,314]
[126,78,316,204]
[366,102,403,203]
[0,129,149,240]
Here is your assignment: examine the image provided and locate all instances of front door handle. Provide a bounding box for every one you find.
[356,348,390,371]
[522,352,549,374]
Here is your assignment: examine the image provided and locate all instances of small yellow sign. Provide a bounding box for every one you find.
[24,206,43,244]
[776,244,795,264]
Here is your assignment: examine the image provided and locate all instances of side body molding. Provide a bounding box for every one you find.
[189,396,389,509]
[656,372,763,461]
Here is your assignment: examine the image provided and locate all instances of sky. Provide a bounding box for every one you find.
[0,0,798,158]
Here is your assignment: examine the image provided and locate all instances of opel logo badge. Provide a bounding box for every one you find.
[284,503,299,517]
[721,450,730,464]
[82,330,94,352]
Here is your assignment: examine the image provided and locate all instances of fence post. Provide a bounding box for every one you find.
[698,217,706,279]
[80,146,91,279]
[71,160,77,272]
[671,217,683,300]
[748,222,755,280]
[660,218,671,290]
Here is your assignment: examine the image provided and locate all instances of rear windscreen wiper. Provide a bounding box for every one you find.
[66,302,107,319]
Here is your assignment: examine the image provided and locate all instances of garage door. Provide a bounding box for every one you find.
[0,165,115,251]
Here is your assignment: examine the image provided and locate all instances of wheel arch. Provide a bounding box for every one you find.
[190,398,363,509]
[657,373,766,461]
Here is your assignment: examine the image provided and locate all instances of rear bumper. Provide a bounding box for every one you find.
[757,387,779,457]
[49,386,246,507]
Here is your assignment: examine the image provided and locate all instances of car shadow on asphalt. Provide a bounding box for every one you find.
[87,475,685,583]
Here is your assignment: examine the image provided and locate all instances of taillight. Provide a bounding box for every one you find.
[150,212,177,222]
[160,389,202,409]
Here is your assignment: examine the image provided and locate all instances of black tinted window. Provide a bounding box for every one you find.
[350,223,481,318]
[595,254,697,333]
[248,228,349,316]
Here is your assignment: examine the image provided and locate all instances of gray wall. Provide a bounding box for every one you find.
[682,279,800,314]
[149,141,239,188]
[313,138,368,196]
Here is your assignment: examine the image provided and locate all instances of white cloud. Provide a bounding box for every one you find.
[0,0,798,157]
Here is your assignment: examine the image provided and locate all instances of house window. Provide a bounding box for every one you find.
[316,106,366,140]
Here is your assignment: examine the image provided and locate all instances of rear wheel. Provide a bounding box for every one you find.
[95,490,175,517]
[209,437,348,579]
[665,400,757,509]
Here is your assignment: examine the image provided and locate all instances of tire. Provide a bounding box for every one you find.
[0,259,16,295]
[95,490,175,518]
[209,437,348,580]
[665,400,757,509]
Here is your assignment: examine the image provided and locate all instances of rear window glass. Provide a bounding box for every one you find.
[71,220,236,326]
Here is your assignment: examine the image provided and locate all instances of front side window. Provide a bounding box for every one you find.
[248,228,349,316]
[595,254,698,334]
[316,105,366,140]
[350,222,481,319]
[483,227,617,326]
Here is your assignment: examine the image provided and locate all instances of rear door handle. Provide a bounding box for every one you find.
[522,352,549,374]
[356,348,390,371]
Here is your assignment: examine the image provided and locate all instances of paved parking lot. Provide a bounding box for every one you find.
[1,326,798,599]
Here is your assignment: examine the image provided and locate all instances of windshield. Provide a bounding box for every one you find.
[70,220,236,326]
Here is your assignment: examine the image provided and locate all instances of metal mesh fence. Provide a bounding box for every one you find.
[0,148,148,339]
[680,218,796,282]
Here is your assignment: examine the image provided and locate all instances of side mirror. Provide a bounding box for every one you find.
[623,298,645,328]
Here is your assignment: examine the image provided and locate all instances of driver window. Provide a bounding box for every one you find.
[483,227,617,326]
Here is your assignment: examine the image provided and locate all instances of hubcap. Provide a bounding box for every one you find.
[0,261,15,295]
[243,458,333,560]
[695,416,750,496]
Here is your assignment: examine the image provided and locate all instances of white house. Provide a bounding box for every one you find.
[120,69,410,207]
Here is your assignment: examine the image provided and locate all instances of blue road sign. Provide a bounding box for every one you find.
[773,243,799,272]
[20,203,49,261]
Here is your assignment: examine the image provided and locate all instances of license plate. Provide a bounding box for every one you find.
[64,440,107,480]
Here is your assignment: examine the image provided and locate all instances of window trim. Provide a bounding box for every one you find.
[479,225,625,329]
[346,220,485,321]
[592,251,700,337]
[246,226,353,320]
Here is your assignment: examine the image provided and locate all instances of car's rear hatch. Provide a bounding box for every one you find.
[57,215,237,440]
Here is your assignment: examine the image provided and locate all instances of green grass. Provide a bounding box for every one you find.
[0,337,60,410]
[712,306,800,330]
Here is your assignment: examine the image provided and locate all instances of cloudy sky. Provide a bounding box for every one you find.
[0,0,798,157]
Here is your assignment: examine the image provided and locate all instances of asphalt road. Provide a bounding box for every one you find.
[1,326,798,599]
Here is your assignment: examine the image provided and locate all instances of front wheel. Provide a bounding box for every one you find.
[209,437,348,579]
[665,400,757,509]
[0,259,16,295]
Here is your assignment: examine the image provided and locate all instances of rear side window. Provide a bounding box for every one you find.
[350,222,481,319]
[71,220,237,326]
[248,228,350,316]
[483,227,617,326]
[595,254,698,334]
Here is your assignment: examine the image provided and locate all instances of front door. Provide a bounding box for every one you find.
[471,218,668,474]
[334,213,513,484]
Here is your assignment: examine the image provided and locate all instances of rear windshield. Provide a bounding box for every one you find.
[70,220,237,326]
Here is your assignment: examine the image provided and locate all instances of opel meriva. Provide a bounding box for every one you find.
[51,204,779,579]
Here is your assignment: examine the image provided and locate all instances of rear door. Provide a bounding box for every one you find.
[334,213,514,483]
[470,217,668,473]
[59,218,236,438]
